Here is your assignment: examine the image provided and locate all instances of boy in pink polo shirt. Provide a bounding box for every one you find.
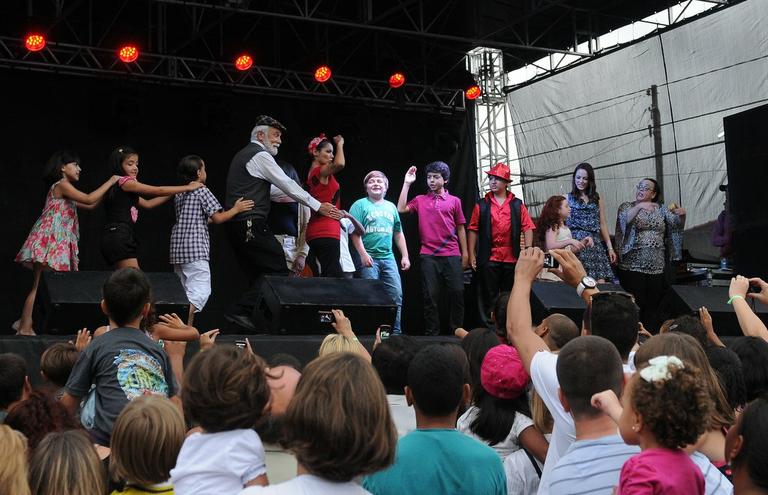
[397,161,467,335]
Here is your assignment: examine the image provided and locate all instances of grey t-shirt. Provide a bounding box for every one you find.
[64,327,177,442]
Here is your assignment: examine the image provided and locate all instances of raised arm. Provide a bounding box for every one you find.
[730,276,768,341]
[331,309,371,362]
[397,166,417,213]
[324,135,346,177]
[60,175,119,207]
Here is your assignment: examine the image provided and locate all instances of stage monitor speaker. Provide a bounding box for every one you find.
[724,103,768,281]
[530,281,623,327]
[255,276,397,335]
[38,271,189,334]
[658,285,768,337]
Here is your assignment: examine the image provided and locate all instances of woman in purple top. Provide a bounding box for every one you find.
[397,161,467,335]
[566,163,615,282]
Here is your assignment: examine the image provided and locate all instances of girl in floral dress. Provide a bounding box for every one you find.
[15,151,119,335]
[566,163,616,282]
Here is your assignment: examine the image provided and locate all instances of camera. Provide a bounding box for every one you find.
[318,310,335,324]
[543,253,559,269]
[234,340,247,349]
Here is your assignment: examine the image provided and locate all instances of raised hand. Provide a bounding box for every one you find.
[199,329,220,351]
[514,247,544,284]
[747,277,768,305]
[333,135,344,146]
[404,166,417,185]
[72,328,92,352]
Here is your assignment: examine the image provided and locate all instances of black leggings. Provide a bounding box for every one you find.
[308,237,343,277]
[617,268,667,332]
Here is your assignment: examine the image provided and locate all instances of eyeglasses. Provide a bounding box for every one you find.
[636,184,654,192]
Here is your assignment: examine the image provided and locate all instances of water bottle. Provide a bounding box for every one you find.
[706,269,713,287]
[720,257,728,270]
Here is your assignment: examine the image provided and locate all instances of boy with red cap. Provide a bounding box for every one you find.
[468,163,535,328]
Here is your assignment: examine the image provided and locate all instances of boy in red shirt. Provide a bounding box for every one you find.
[468,163,535,328]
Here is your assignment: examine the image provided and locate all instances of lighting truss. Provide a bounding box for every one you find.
[0,36,465,113]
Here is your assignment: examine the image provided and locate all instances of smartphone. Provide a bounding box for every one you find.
[543,253,560,269]
[318,310,335,324]
[380,325,391,340]
[234,340,247,349]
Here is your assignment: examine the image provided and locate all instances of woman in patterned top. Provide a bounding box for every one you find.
[566,163,615,282]
[615,177,685,331]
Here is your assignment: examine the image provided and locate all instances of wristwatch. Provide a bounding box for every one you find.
[576,276,598,297]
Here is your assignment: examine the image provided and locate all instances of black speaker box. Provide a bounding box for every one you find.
[254,276,397,335]
[38,271,189,334]
[530,281,624,327]
[657,285,768,337]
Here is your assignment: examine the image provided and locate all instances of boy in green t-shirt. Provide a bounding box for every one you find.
[349,170,410,334]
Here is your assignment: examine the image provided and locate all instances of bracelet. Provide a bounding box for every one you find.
[727,295,745,305]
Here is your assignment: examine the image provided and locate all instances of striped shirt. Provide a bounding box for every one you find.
[548,434,639,495]
[690,451,733,495]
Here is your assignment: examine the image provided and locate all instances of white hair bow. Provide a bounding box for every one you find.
[639,355,684,383]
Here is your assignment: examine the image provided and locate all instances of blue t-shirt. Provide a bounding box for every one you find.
[363,429,506,495]
[349,197,402,260]
[548,434,639,495]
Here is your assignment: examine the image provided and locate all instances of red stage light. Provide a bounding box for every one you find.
[235,54,253,71]
[118,45,139,63]
[388,72,406,89]
[25,33,46,52]
[314,65,332,83]
[465,85,482,100]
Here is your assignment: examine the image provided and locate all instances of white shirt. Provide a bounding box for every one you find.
[387,394,417,438]
[171,429,267,495]
[456,406,535,460]
[340,218,356,273]
[246,142,320,212]
[239,474,371,495]
[529,351,576,495]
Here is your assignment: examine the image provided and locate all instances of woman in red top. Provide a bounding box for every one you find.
[306,133,345,277]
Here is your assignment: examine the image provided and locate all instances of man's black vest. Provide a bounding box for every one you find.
[225,142,272,222]
[477,195,523,266]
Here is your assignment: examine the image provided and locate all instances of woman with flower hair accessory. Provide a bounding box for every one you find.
[591,355,711,494]
[305,133,346,277]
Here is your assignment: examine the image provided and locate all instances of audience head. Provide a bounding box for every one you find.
[726,395,768,491]
[110,395,185,487]
[318,334,365,358]
[620,356,710,449]
[557,336,624,420]
[536,313,579,351]
[29,430,106,495]
[372,335,422,395]
[0,353,28,412]
[407,344,470,418]
[256,365,302,444]
[183,345,273,432]
[469,345,532,445]
[587,292,639,361]
[667,315,708,349]
[102,268,152,327]
[0,425,30,495]
[729,336,768,402]
[460,328,500,394]
[706,345,747,412]
[491,292,511,340]
[4,390,81,453]
[282,352,396,481]
[268,353,302,372]
[39,342,78,388]
[636,333,734,429]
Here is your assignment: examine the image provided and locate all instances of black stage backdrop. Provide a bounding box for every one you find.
[1,71,479,335]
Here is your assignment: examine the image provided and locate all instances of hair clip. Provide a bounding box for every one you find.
[639,355,684,383]
[307,133,327,156]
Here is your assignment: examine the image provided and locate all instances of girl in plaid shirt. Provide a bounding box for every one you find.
[171,155,253,324]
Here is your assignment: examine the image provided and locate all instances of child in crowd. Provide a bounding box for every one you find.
[4,390,80,452]
[60,268,178,446]
[0,425,30,495]
[240,352,397,495]
[171,155,254,325]
[0,353,30,422]
[171,345,274,493]
[101,146,203,269]
[468,162,536,328]
[397,162,467,335]
[350,171,410,334]
[110,395,185,495]
[39,342,79,393]
[592,356,711,494]
[457,345,548,462]
[306,134,346,277]
[15,150,118,335]
[364,344,506,495]
[537,195,592,252]
[28,430,107,495]
[726,395,768,494]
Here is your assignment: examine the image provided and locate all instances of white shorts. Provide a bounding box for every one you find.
[173,260,211,312]
[274,234,299,270]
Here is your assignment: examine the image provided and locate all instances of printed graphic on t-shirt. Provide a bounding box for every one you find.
[363,209,395,234]
[113,349,169,399]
